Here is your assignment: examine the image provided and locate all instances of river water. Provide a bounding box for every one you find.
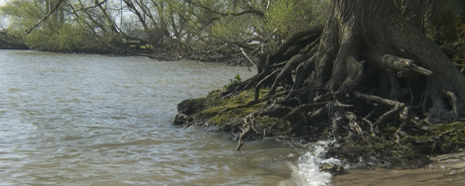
[0,50,464,186]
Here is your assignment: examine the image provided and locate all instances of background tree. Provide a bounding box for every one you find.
[0,0,330,61]
[0,0,114,52]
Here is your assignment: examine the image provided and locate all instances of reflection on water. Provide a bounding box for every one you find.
[0,50,464,186]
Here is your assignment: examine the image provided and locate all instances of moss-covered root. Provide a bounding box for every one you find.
[174,88,291,138]
[326,121,465,168]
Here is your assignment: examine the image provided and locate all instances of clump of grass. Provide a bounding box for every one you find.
[223,74,241,89]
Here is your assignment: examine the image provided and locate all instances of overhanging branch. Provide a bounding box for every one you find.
[26,0,108,34]
[184,0,265,18]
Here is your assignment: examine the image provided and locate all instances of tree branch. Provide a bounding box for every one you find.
[381,54,433,76]
[69,0,109,14]
[184,0,265,18]
[27,0,108,34]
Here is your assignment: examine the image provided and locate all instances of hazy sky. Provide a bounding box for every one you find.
[0,0,7,28]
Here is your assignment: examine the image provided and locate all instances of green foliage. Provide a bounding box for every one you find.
[0,0,45,31]
[266,0,297,35]
[211,15,257,41]
[0,0,332,55]
[25,23,85,51]
[265,0,330,36]
[224,74,242,89]
[1,0,84,51]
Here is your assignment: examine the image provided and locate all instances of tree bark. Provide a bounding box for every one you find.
[297,0,465,120]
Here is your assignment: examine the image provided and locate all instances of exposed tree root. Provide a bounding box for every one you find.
[236,113,254,151]
[209,2,465,168]
[175,0,465,168]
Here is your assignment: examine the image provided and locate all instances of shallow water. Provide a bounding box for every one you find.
[332,154,465,186]
[0,50,294,185]
[0,50,464,186]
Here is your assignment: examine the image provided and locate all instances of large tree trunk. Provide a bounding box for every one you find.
[313,0,465,119]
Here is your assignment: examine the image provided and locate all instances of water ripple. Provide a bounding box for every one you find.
[0,50,307,185]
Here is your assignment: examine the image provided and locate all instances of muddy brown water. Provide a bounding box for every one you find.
[0,50,464,185]
[332,154,465,186]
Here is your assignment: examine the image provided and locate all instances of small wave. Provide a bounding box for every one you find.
[90,139,164,149]
[281,141,341,186]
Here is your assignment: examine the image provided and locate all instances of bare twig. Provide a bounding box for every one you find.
[68,0,109,14]
[184,0,265,18]
[240,47,257,68]
[354,91,404,107]
[363,103,378,136]
[27,0,108,34]
[394,107,410,143]
[354,91,405,125]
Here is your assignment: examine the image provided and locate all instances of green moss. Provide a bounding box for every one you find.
[255,116,291,136]
[200,88,268,124]
[327,122,465,168]
[388,121,465,163]
[428,121,465,152]
[433,121,465,131]
[328,137,430,168]
[183,88,290,137]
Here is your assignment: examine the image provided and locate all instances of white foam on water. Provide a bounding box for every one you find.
[280,141,341,186]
